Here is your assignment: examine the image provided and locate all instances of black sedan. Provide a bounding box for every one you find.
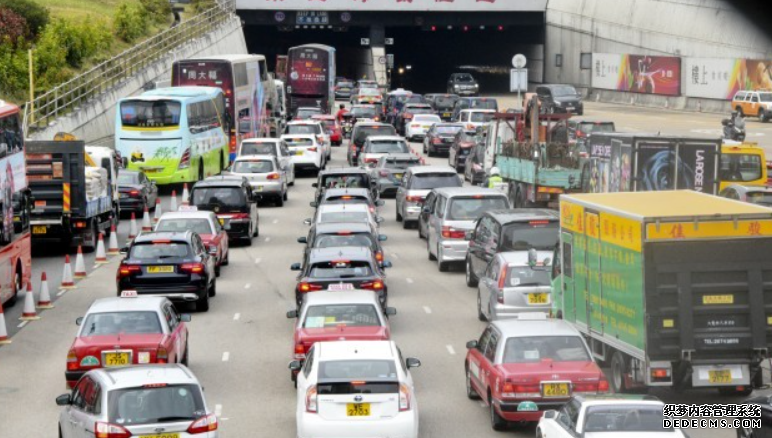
[118,170,158,215]
[189,176,260,245]
[423,123,464,157]
[298,222,387,266]
[117,231,217,311]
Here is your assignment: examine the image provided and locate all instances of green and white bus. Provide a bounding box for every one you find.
[115,86,229,185]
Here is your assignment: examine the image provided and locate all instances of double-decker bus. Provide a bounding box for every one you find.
[115,87,229,185]
[172,55,270,160]
[286,44,336,116]
[0,100,32,307]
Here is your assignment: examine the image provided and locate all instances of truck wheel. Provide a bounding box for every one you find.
[610,351,628,393]
[83,220,97,253]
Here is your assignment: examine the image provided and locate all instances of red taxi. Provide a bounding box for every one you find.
[65,294,191,388]
[312,114,343,146]
[286,290,396,384]
[155,210,229,275]
[464,316,608,430]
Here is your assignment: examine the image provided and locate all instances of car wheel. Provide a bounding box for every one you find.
[276,194,284,207]
[466,367,480,400]
[283,189,288,202]
[396,208,403,222]
[197,288,210,312]
[437,245,449,272]
[759,109,767,123]
[222,250,229,266]
[466,256,479,287]
[215,263,221,277]
[181,341,189,366]
[427,239,437,261]
[208,277,217,297]
[489,395,509,431]
[477,289,487,321]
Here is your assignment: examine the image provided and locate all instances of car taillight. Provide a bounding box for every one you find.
[128,190,141,198]
[375,251,384,262]
[576,131,586,138]
[574,380,606,393]
[466,124,474,130]
[267,172,280,180]
[308,147,318,152]
[361,280,384,290]
[497,264,508,291]
[365,158,378,164]
[306,385,318,413]
[405,195,423,203]
[299,282,324,293]
[441,226,466,239]
[179,147,191,170]
[230,213,250,222]
[505,383,540,399]
[187,414,218,434]
[180,263,205,274]
[295,344,306,360]
[67,350,79,370]
[411,124,420,128]
[399,383,411,411]
[95,422,132,438]
[598,378,610,392]
[118,264,141,278]
[404,113,413,119]
[379,170,389,177]
[156,346,168,363]
[432,138,441,144]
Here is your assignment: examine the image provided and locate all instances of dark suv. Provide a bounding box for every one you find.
[536,84,584,115]
[465,209,559,287]
[189,176,260,244]
[298,222,387,266]
[313,168,378,204]
[447,73,479,96]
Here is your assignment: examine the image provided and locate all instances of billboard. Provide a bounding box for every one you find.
[592,53,681,96]
[237,0,547,11]
[288,48,330,96]
[684,58,772,100]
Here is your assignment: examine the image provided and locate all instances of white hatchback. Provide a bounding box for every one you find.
[282,134,325,173]
[291,340,421,438]
[405,114,442,141]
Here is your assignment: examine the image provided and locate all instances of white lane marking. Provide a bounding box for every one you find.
[17,320,28,328]
[406,278,414,284]
[423,306,432,314]
[273,219,279,224]
[254,258,262,264]
[244,283,251,289]
[57,289,67,297]
[446,345,456,355]
[391,252,400,259]
[621,126,641,131]
[233,313,241,321]
[222,352,230,362]
[215,404,223,416]
[221,417,230,421]
[479,401,487,408]
[265,237,271,243]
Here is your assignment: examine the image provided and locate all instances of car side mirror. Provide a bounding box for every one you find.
[406,357,421,369]
[376,200,385,207]
[119,247,129,255]
[385,307,397,316]
[75,317,83,326]
[179,314,192,323]
[288,360,302,371]
[56,394,72,406]
[422,205,431,213]
[309,201,318,208]
[378,234,387,242]
[312,183,318,188]
[465,230,474,241]
[286,310,298,319]
[382,260,393,268]
[297,236,307,244]
[466,340,478,349]
[290,263,302,271]
[375,216,384,224]
[303,219,312,226]
[543,410,558,420]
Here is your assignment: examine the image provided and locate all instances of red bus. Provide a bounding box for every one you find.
[0,100,32,307]
[286,44,336,116]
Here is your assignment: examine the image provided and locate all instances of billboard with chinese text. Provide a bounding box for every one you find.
[592,53,681,96]
[684,58,772,100]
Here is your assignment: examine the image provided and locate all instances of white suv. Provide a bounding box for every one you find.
[284,121,331,159]
[282,134,326,173]
[291,340,421,438]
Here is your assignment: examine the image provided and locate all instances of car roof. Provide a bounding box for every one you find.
[158,211,216,221]
[288,120,322,125]
[351,104,377,109]
[433,187,506,198]
[354,122,392,128]
[309,246,373,262]
[381,153,420,161]
[87,296,167,313]
[317,340,396,361]
[314,222,374,234]
[297,107,322,111]
[193,177,246,188]
[319,203,370,213]
[281,133,316,139]
[303,290,382,306]
[461,108,495,113]
[133,231,192,244]
[323,188,371,198]
[492,318,582,338]
[234,155,277,163]
[367,135,404,142]
[405,103,431,107]
[408,165,457,174]
[93,364,198,389]
[485,208,559,224]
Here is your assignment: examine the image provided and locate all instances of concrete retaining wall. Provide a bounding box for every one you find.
[30,16,248,145]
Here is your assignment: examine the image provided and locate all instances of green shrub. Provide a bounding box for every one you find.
[140,0,171,24]
[190,0,216,14]
[0,41,29,99]
[0,0,48,39]
[114,1,148,43]
[37,18,111,69]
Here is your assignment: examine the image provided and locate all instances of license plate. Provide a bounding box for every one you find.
[528,293,548,304]
[346,403,370,416]
[443,112,451,117]
[542,382,570,397]
[120,193,128,199]
[104,352,130,367]
[328,283,355,291]
[147,266,174,273]
[394,173,403,180]
[139,434,179,438]
[422,125,431,129]
[144,168,161,173]
[295,150,304,156]
[703,294,733,304]
[218,218,225,225]
[708,370,732,384]
[32,225,47,234]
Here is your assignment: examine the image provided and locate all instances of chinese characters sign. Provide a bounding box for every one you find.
[592,53,681,96]
[238,0,547,11]
[645,220,772,241]
[683,58,772,100]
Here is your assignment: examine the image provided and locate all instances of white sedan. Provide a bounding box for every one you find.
[291,340,421,438]
[536,395,688,438]
[405,114,442,141]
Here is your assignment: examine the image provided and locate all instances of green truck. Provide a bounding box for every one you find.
[552,190,772,395]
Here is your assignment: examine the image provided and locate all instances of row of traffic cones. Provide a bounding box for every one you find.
[0,271,56,343]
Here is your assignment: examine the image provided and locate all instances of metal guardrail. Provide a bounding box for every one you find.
[23,0,236,132]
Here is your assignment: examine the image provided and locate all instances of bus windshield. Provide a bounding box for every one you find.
[120,100,181,128]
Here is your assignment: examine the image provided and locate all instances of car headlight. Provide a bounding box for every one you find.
[474,84,479,88]
[553,100,562,106]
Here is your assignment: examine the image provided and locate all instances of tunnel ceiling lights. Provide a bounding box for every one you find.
[424,25,503,31]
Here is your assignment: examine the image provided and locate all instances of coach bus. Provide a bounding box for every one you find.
[286,44,336,116]
[115,87,229,185]
[0,100,32,307]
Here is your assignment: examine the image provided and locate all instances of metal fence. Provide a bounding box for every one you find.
[23,0,236,132]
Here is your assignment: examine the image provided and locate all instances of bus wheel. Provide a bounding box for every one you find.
[7,264,21,307]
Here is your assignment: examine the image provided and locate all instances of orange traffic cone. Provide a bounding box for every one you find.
[0,301,11,344]
[170,190,178,212]
[181,183,190,206]
[129,212,138,240]
[74,246,87,279]
[142,206,152,232]
[61,255,76,289]
[108,224,120,255]
[153,198,162,224]
[38,272,53,309]
[20,282,39,321]
[95,233,108,264]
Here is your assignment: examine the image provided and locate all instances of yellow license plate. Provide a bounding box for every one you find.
[218,218,225,225]
[394,173,403,179]
[703,294,734,304]
[104,352,130,367]
[256,186,263,192]
[346,403,370,416]
[139,434,179,438]
[542,383,570,397]
[32,225,47,234]
[708,370,732,383]
[295,150,304,155]
[528,293,548,304]
[147,266,174,273]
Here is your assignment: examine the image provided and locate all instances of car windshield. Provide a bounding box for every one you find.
[470,112,494,123]
[504,266,551,287]
[583,405,672,432]
[192,187,246,209]
[410,173,462,190]
[338,82,354,88]
[552,85,578,97]
[407,106,433,114]
[446,197,508,220]
[296,109,321,119]
[314,233,374,249]
[359,89,380,96]
[321,174,367,188]
[578,122,615,134]
[351,107,376,118]
[303,304,380,328]
[319,212,370,224]
[81,311,162,336]
[284,137,314,147]
[368,141,409,154]
[118,173,139,184]
[129,242,190,259]
[746,191,772,207]
[455,74,475,83]
[156,219,213,235]
[286,124,320,135]
[384,159,421,169]
[240,143,276,156]
[108,384,206,426]
[414,115,441,123]
[471,99,497,110]
[503,335,591,363]
[759,93,772,102]
[309,260,373,278]
[720,154,762,182]
[233,160,274,173]
[500,221,559,251]
[437,126,463,135]
[435,96,458,108]
[318,360,397,381]
[120,100,181,128]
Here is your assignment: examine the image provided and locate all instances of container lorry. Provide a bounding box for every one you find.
[552,190,772,395]
[26,141,119,251]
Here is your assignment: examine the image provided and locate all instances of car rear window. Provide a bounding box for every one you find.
[359,88,380,96]
[284,137,314,147]
[118,173,139,184]
[319,212,370,224]
[434,96,458,108]
[505,266,551,288]
[356,126,397,143]
[414,115,441,123]
[321,174,368,189]
[470,112,494,123]
[156,219,213,235]
[240,143,276,156]
[583,405,671,432]
[410,173,462,190]
[130,242,190,259]
[338,82,354,88]
[314,233,374,249]
[303,304,380,328]
[436,126,463,135]
[286,124,320,135]
[350,107,376,118]
[296,109,322,119]
[446,197,508,220]
[310,260,373,278]
[108,384,205,425]
[500,221,559,251]
[233,160,274,173]
[502,336,590,363]
[368,140,409,154]
[191,187,246,210]
[81,312,162,336]
[318,360,398,381]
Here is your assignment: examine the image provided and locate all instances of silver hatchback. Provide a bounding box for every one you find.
[227,155,288,206]
[395,166,461,229]
[477,250,552,321]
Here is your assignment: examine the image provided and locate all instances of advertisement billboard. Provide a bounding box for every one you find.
[592,53,681,96]
[676,142,718,194]
[288,48,330,96]
[634,142,675,192]
[684,58,772,100]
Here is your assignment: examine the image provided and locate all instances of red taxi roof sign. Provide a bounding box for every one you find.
[120,290,138,298]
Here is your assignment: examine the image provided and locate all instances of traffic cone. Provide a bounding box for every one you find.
[37,272,53,309]
[61,255,76,288]
[129,212,138,240]
[0,301,11,344]
[20,282,39,321]
[170,190,178,212]
[153,198,162,224]
[95,233,108,264]
[181,183,190,206]
[74,246,87,279]
[142,206,152,232]
[108,224,120,255]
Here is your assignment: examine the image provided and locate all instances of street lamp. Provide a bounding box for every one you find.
[398,68,405,75]
[406,65,412,71]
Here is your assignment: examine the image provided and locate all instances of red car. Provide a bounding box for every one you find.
[465,317,608,429]
[155,210,230,276]
[65,294,190,389]
[286,290,396,383]
[312,114,343,146]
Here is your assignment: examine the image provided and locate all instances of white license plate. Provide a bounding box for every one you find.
[328,283,355,291]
